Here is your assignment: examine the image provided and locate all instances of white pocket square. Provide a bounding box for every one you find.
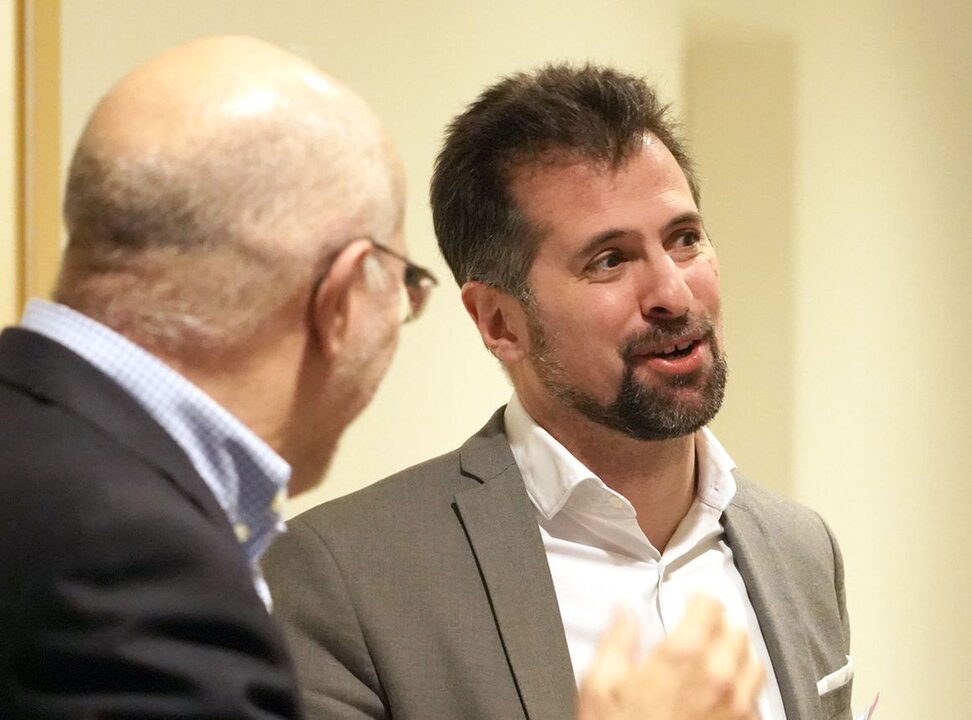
[817,655,854,696]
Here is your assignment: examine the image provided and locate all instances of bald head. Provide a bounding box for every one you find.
[59,36,403,357]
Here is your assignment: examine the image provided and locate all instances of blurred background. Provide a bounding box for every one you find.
[3,1,970,716]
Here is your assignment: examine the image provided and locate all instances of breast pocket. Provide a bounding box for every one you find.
[820,679,853,719]
[817,655,854,720]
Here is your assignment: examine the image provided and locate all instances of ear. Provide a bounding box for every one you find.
[460,280,530,364]
[309,239,375,360]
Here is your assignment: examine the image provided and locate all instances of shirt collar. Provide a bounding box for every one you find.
[505,393,605,518]
[695,421,736,512]
[505,391,737,518]
[20,300,291,564]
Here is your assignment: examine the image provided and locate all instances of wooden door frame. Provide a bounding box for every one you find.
[15,0,61,313]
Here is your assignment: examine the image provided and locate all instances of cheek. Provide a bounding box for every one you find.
[542,294,633,370]
[530,270,643,360]
[687,262,722,316]
[378,320,400,367]
[552,289,623,334]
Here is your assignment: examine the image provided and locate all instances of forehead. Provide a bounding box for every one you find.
[508,138,696,243]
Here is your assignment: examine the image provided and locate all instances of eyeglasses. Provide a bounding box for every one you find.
[309,238,438,325]
[370,241,438,323]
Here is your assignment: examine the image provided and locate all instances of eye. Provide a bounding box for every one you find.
[671,229,702,249]
[586,249,627,274]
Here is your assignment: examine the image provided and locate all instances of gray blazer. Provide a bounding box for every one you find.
[264,409,852,720]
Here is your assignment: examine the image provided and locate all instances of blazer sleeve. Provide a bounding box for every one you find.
[821,513,853,720]
[263,517,388,720]
[825,515,851,649]
[0,457,300,719]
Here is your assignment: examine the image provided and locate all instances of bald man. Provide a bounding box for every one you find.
[0,36,427,718]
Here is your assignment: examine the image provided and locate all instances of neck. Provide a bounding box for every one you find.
[163,329,341,497]
[519,390,697,551]
[284,434,340,496]
[174,353,293,450]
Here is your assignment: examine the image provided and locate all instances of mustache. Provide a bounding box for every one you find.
[620,315,716,360]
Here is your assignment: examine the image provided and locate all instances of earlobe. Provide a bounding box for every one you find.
[460,281,529,363]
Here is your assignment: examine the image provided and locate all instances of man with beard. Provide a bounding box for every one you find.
[264,65,853,720]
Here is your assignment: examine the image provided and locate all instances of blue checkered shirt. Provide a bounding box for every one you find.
[20,300,290,609]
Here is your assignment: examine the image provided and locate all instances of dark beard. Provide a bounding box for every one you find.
[528,313,728,441]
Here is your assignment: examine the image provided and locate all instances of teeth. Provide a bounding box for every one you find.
[651,339,697,357]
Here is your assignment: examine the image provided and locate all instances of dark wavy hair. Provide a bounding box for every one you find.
[430,63,699,298]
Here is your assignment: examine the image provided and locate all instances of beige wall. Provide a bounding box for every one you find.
[50,2,972,717]
[0,0,17,327]
[686,1,972,717]
[792,4,972,716]
[687,28,797,498]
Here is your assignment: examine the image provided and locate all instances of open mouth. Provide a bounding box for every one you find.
[650,339,698,359]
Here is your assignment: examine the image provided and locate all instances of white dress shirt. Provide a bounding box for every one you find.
[505,393,787,719]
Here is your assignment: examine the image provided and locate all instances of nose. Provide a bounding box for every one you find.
[638,254,692,319]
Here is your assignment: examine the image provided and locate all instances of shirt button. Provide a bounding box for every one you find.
[609,496,625,509]
[234,523,251,543]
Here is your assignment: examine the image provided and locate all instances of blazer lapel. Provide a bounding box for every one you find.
[452,411,576,720]
[724,482,821,719]
[0,328,227,525]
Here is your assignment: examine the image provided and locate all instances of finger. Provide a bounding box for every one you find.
[577,610,642,720]
[734,648,765,717]
[585,608,640,684]
[668,593,725,653]
[693,627,764,720]
[708,626,750,677]
[594,608,640,671]
[601,606,640,655]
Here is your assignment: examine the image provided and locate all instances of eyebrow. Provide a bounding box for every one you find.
[665,211,705,230]
[574,211,705,260]
[575,229,627,260]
